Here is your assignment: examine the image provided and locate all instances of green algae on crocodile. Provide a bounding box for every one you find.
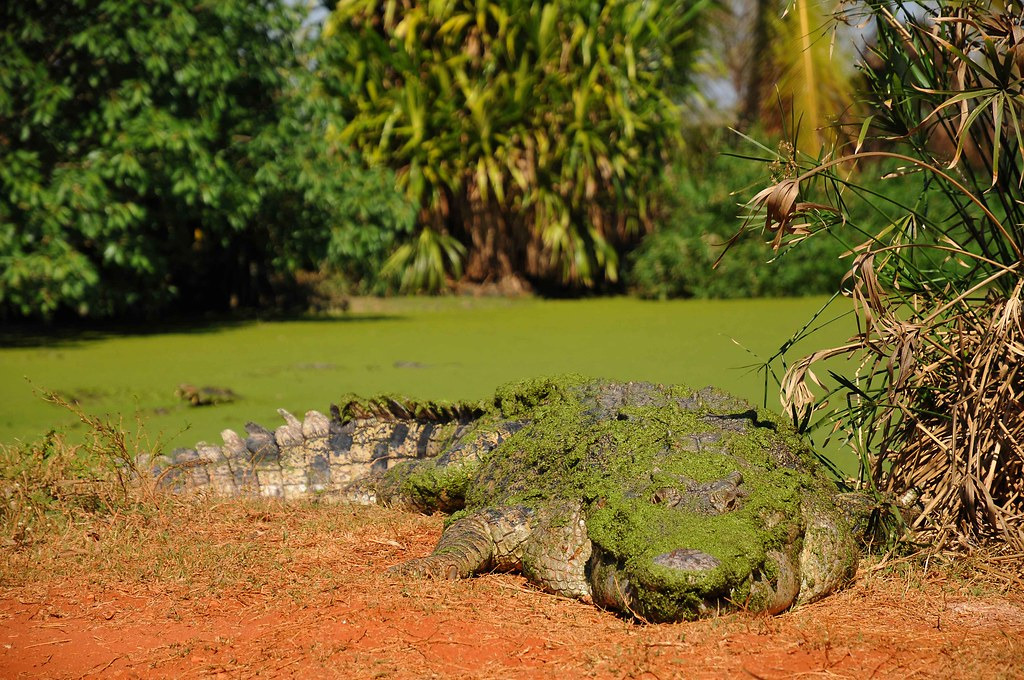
[154,374,860,622]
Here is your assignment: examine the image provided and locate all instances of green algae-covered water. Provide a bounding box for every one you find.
[0,297,854,463]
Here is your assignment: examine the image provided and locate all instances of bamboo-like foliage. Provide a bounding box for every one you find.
[319,0,709,290]
[772,0,859,150]
[736,0,1024,552]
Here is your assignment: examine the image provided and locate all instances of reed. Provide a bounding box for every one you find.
[735,0,1024,553]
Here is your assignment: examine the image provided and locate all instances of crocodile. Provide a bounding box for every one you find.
[153,375,862,622]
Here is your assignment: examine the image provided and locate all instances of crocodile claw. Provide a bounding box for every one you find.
[390,556,460,580]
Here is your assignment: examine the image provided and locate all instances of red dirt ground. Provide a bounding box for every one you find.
[1,505,1022,679]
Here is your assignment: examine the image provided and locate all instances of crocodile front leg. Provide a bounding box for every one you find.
[521,502,592,599]
[390,506,534,579]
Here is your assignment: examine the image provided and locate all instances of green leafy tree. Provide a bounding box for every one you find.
[626,138,852,299]
[319,0,711,291]
[0,0,414,320]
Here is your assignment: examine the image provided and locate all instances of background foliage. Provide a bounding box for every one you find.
[0,0,414,320]
[1,0,877,315]
[625,130,929,299]
[320,0,711,292]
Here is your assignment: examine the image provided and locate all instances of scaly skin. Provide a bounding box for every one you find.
[154,375,862,622]
[153,399,479,502]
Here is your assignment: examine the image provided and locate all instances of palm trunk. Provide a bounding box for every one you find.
[739,0,776,127]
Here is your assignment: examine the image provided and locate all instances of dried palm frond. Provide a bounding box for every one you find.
[784,272,1024,551]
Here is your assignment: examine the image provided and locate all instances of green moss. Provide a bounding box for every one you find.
[374,374,836,620]
[1,296,861,475]
[394,456,476,513]
[362,373,856,620]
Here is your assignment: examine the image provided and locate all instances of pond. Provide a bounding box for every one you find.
[0,296,856,468]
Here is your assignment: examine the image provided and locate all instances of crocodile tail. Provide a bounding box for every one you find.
[151,398,478,502]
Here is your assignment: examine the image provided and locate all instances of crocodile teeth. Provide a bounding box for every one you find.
[302,410,330,437]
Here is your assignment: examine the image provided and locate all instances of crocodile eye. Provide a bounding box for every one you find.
[652,548,720,572]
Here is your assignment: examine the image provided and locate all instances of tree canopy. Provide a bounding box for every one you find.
[0,0,414,319]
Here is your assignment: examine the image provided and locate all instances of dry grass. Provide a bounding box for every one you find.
[780,263,1024,556]
[1,495,1022,679]
[0,394,153,559]
[871,281,1024,552]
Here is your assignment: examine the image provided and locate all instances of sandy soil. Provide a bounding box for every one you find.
[1,505,1022,679]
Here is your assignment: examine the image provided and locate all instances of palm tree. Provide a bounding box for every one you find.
[732,0,860,153]
[319,0,712,292]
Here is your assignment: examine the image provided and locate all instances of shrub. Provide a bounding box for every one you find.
[739,1,1024,551]
[626,134,925,299]
[0,395,148,549]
